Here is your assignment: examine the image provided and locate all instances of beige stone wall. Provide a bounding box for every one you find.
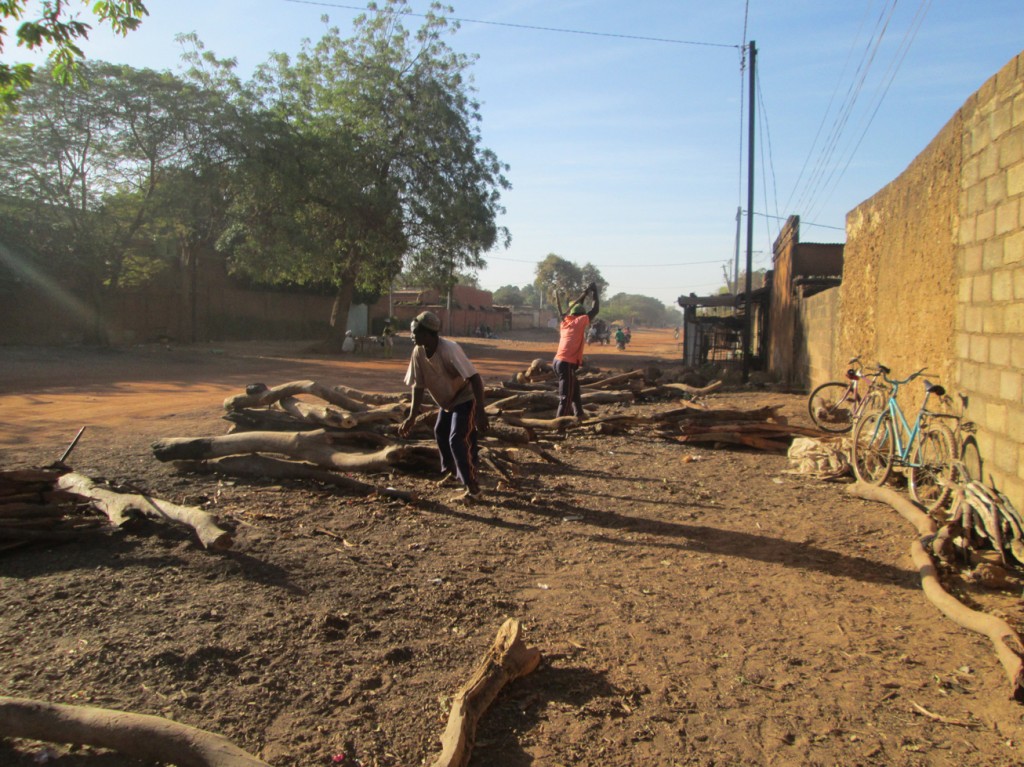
[839,49,1024,510]
[956,52,1024,508]
[840,116,960,394]
[801,288,841,388]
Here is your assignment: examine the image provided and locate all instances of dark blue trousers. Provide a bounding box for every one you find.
[434,399,479,487]
[553,358,584,418]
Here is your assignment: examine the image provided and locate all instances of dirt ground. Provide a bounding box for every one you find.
[2,328,1024,767]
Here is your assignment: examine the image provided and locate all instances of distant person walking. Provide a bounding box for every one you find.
[553,283,599,419]
[399,311,489,500]
[382,318,395,358]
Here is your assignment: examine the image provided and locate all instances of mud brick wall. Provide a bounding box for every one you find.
[840,49,1024,510]
[956,52,1024,508]
[800,288,841,389]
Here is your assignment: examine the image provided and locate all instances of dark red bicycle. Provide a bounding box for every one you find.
[807,357,889,433]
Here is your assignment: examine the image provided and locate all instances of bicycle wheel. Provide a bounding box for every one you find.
[852,411,894,484]
[909,424,959,515]
[808,381,856,432]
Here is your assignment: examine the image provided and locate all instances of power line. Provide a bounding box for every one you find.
[284,0,740,48]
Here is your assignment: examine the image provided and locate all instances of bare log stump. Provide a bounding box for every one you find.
[430,618,541,767]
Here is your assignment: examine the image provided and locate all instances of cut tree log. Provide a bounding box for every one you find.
[152,430,410,473]
[661,379,724,396]
[223,380,369,413]
[850,481,1024,701]
[176,455,418,502]
[498,414,582,432]
[429,618,541,767]
[0,696,270,767]
[278,397,357,429]
[57,472,232,551]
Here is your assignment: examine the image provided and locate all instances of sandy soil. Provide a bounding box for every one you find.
[2,328,1024,767]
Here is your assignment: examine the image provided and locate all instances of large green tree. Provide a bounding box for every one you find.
[534,254,606,305]
[1,1,148,111]
[190,0,509,346]
[0,61,227,341]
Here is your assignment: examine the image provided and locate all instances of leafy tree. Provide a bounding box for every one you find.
[534,254,606,305]
[519,283,540,309]
[188,0,510,346]
[0,61,228,341]
[602,292,681,327]
[492,284,524,308]
[1,1,148,111]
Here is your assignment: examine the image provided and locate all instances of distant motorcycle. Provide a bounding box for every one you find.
[586,320,610,345]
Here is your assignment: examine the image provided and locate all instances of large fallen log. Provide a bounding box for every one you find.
[223,380,368,413]
[329,383,407,406]
[57,472,232,551]
[430,618,541,767]
[152,430,409,473]
[0,696,270,767]
[850,482,1024,701]
[176,455,418,502]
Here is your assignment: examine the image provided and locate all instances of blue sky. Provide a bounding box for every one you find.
[5,1,1023,307]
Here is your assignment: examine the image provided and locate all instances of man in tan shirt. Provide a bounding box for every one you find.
[399,311,489,499]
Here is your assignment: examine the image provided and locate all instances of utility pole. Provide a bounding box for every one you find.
[733,206,742,295]
[742,40,756,384]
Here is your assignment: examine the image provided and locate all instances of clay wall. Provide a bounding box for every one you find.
[838,49,1024,510]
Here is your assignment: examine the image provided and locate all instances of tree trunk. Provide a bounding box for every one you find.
[0,696,270,767]
[327,277,357,349]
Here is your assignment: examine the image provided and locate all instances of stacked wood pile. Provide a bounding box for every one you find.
[933,470,1024,570]
[149,366,817,493]
[0,469,234,554]
[0,468,104,554]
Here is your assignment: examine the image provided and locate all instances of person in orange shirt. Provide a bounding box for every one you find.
[553,282,600,419]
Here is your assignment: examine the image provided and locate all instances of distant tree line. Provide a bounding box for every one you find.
[490,253,682,327]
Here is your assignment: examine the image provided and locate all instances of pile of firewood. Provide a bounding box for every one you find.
[0,467,236,554]
[933,471,1024,568]
[0,468,105,554]
[149,366,817,492]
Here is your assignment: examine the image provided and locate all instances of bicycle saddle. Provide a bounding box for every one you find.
[924,380,946,396]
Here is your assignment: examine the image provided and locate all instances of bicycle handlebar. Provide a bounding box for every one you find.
[879,365,928,386]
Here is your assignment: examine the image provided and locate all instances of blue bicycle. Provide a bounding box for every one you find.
[851,365,960,514]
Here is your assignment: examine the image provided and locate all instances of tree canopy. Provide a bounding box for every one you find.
[0,1,148,111]
[533,254,607,305]
[183,0,509,344]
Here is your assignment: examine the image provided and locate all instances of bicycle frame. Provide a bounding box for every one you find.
[871,368,938,468]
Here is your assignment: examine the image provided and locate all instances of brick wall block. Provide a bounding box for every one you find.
[1000,369,1023,401]
[1009,160,1024,196]
[996,198,1020,235]
[982,305,1005,334]
[1013,337,1024,368]
[994,435,1020,474]
[985,400,1008,431]
[983,240,1005,270]
[973,272,993,302]
[993,271,1014,301]
[1007,232,1024,264]
[990,335,1011,363]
